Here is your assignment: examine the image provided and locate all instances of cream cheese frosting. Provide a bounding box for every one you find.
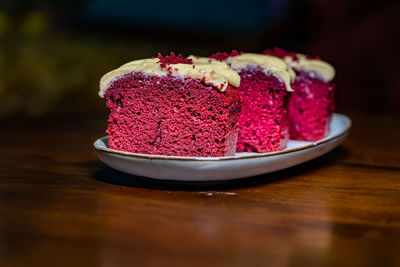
[284,54,335,82]
[99,58,240,97]
[190,53,295,92]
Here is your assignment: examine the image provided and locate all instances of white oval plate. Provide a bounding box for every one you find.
[94,113,351,181]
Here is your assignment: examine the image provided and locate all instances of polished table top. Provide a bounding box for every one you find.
[0,112,399,267]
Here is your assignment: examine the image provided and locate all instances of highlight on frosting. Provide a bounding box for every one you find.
[284,54,335,82]
[262,47,335,82]
[204,51,295,92]
[99,53,241,98]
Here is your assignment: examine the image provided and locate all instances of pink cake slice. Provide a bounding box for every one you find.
[208,51,294,153]
[262,47,336,141]
[99,53,242,157]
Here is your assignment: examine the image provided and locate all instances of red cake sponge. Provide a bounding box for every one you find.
[262,47,335,141]
[234,66,290,152]
[101,53,242,157]
[209,51,292,153]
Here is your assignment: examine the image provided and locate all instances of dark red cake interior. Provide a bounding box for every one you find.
[104,73,241,157]
[262,47,335,141]
[209,51,291,152]
[289,70,335,141]
[235,67,290,152]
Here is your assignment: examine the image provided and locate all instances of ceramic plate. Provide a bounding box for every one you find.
[94,113,351,181]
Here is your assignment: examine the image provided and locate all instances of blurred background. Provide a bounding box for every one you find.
[0,0,399,118]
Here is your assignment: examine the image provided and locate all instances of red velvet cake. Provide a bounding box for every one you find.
[99,53,242,157]
[262,47,336,141]
[191,51,294,153]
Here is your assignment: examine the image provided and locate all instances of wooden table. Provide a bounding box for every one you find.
[1,112,399,267]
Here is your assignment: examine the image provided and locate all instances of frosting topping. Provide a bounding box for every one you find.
[284,54,335,82]
[193,53,295,92]
[99,57,240,97]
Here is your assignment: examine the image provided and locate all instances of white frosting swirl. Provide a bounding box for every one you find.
[99,58,240,97]
[284,54,335,82]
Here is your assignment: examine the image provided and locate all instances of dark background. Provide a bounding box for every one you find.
[0,0,399,118]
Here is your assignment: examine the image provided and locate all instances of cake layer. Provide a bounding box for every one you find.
[104,72,242,157]
[203,51,293,153]
[234,66,290,152]
[288,70,335,141]
[262,47,336,141]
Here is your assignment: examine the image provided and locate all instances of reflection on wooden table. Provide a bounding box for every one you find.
[0,112,399,266]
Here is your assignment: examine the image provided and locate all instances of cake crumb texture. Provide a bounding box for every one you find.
[236,66,290,152]
[209,50,244,61]
[288,70,335,141]
[105,72,241,157]
[262,47,335,141]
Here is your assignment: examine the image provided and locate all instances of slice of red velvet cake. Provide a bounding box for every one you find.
[191,51,295,153]
[262,47,336,141]
[99,53,242,157]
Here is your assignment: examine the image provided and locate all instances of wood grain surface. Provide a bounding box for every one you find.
[0,112,399,267]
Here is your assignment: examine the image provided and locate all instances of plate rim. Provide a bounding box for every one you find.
[94,113,351,162]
